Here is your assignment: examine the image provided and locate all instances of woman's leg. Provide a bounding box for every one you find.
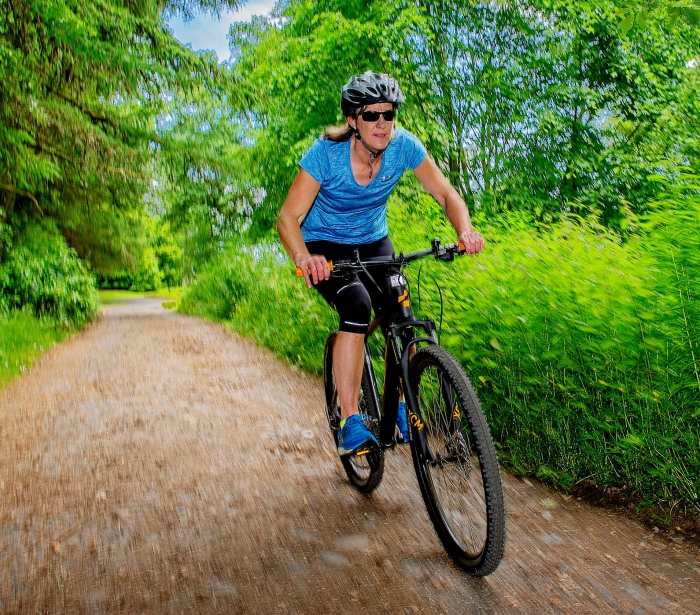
[305,238,394,449]
[315,280,375,452]
[327,283,372,419]
[332,331,365,420]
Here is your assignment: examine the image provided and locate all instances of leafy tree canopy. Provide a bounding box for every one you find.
[1,0,698,278]
[0,0,242,272]
[228,0,699,232]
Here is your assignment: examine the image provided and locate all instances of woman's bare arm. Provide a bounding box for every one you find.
[277,169,330,287]
[412,157,484,254]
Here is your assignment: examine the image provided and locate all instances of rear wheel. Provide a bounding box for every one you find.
[409,345,505,576]
[323,332,384,493]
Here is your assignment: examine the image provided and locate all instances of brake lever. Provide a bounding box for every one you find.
[435,241,466,262]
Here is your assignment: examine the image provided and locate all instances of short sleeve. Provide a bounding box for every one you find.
[402,130,428,170]
[300,138,330,183]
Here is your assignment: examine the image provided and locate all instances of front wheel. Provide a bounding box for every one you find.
[323,332,384,493]
[409,346,505,576]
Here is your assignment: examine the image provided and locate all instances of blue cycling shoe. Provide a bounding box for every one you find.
[337,414,379,456]
[396,400,410,443]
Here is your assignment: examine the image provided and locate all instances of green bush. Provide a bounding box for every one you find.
[390,191,700,513]
[129,247,163,292]
[0,221,98,327]
[97,250,163,292]
[154,220,183,290]
[0,207,11,261]
[97,269,137,290]
[179,188,700,516]
[97,229,182,292]
[178,242,334,374]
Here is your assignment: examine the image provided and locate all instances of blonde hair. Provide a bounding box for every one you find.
[323,123,355,142]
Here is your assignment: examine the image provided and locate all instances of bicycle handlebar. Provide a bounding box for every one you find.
[295,238,466,277]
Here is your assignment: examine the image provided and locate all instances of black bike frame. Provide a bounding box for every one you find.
[322,239,464,464]
[363,272,439,465]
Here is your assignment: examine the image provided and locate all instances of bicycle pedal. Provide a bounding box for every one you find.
[353,439,379,457]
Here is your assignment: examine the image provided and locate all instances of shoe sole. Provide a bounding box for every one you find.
[337,437,378,457]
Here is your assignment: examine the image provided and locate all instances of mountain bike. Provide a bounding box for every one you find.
[300,238,505,577]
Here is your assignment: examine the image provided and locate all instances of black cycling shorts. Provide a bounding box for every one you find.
[305,236,396,335]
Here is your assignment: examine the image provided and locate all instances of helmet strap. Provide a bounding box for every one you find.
[352,124,384,179]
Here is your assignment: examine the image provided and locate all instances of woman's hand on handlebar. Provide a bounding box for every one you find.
[458,229,485,255]
[294,253,331,289]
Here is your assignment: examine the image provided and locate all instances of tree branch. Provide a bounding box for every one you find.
[0,183,43,215]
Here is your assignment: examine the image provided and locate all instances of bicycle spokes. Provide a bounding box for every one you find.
[416,363,489,558]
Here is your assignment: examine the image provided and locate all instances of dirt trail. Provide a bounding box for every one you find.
[1,298,698,615]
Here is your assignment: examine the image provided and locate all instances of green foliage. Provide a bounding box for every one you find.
[178,241,335,373]
[391,0,700,223]
[98,220,183,292]
[227,0,699,231]
[0,219,98,327]
[128,247,163,292]
[154,220,184,289]
[388,192,700,512]
[0,0,246,332]
[97,213,183,290]
[0,0,241,283]
[180,188,700,514]
[0,313,70,389]
[0,206,12,260]
[617,1,700,33]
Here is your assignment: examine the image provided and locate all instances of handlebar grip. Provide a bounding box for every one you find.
[295,261,334,276]
[458,241,466,253]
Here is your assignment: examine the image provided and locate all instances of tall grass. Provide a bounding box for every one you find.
[178,184,700,516]
[0,314,69,389]
[392,187,699,513]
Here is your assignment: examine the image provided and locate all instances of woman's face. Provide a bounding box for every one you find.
[350,102,395,151]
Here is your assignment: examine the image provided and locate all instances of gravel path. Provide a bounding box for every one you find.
[1,298,698,614]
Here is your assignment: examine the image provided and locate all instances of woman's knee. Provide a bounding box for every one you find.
[336,285,371,334]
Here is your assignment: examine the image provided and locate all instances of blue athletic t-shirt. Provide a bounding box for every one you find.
[299,127,427,244]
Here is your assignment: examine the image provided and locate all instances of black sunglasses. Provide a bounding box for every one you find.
[360,109,396,122]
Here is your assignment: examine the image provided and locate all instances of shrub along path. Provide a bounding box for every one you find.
[1,298,698,614]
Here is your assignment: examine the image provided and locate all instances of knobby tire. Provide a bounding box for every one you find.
[408,345,505,576]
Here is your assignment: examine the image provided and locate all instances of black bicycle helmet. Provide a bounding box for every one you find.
[341,71,405,117]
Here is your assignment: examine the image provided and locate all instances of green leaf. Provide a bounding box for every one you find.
[636,10,647,30]
[683,8,700,26]
[620,12,636,34]
[620,433,644,448]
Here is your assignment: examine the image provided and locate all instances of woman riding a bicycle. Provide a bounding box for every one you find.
[277,70,484,456]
